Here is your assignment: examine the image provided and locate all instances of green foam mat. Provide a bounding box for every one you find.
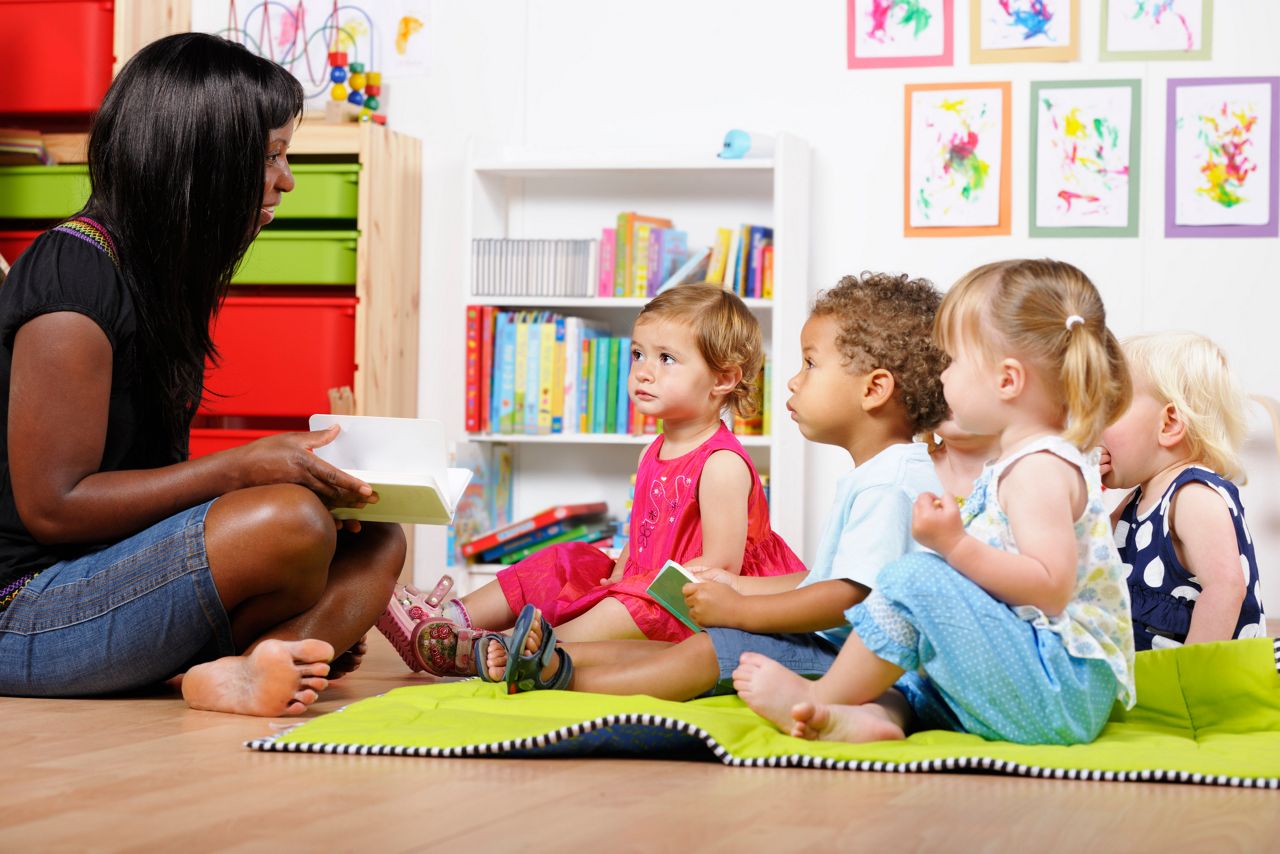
[247,638,1280,787]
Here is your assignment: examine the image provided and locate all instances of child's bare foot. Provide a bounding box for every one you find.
[790,701,905,743]
[181,639,334,716]
[731,651,819,731]
[329,635,368,679]
[484,609,545,682]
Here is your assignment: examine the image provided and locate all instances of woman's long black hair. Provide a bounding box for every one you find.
[85,33,303,460]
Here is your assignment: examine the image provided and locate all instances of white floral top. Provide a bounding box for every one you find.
[962,435,1136,708]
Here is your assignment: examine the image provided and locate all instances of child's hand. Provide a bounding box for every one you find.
[599,565,626,586]
[684,579,742,628]
[686,565,739,591]
[911,492,966,560]
[1098,447,1113,478]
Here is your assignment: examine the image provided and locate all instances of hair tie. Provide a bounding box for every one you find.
[1065,314,1085,331]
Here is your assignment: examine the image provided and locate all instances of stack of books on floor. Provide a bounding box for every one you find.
[460,502,612,565]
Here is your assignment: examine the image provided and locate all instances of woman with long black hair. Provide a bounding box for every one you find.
[0,33,405,715]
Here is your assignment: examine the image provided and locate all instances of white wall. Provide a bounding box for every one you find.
[404,0,1280,612]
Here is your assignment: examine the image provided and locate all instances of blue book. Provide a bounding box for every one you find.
[495,311,518,433]
[479,519,574,562]
[551,314,566,433]
[523,312,544,434]
[615,336,631,434]
[592,335,610,434]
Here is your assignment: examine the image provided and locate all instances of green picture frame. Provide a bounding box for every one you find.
[1100,0,1213,62]
[1029,79,1142,238]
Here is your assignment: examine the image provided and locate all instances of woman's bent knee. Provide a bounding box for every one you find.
[205,485,337,598]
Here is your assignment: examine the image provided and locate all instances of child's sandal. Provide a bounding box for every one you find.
[486,604,573,693]
[391,577,455,621]
[376,589,491,676]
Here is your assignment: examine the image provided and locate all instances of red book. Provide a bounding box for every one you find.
[464,305,481,431]
[460,502,609,558]
[479,305,496,432]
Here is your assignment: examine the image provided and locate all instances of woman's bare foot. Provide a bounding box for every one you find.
[484,609,545,682]
[790,701,905,743]
[181,639,335,716]
[329,635,368,679]
[731,651,820,731]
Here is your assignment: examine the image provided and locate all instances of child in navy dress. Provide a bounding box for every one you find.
[1100,332,1266,650]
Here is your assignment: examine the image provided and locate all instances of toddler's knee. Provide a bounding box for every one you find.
[875,552,950,597]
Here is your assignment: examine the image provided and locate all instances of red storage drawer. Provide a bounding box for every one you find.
[0,1,116,116]
[202,294,357,418]
[0,230,41,266]
[189,427,285,459]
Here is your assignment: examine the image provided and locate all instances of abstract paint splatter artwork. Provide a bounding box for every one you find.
[847,0,952,68]
[908,86,1006,229]
[1172,81,1273,228]
[1033,83,1137,231]
[1103,0,1210,58]
[979,0,1070,50]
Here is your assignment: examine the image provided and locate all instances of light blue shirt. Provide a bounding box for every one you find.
[800,442,942,645]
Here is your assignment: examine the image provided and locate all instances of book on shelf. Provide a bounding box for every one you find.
[467,305,766,438]
[477,517,577,563]
[657,246,711,293]
[461,501,609,558]
[615,213,672,297]
[309,415,473,526]
[597,227,616,297]
[496,522,615,565]
[472,238,598,298]
[448,441,513,566]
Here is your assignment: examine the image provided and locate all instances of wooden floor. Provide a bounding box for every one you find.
[4,634,1277,852]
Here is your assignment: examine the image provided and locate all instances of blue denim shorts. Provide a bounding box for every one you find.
[0,500,234,697]
[704,627,841,695]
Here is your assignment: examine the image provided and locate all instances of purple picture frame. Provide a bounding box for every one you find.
[1165,76,1280,238]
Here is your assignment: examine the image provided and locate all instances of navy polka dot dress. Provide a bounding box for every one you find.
[1115,466,1267,651]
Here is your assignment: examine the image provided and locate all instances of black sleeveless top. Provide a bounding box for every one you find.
[0,220,179,600]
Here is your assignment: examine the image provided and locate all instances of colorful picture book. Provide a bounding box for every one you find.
[460,501,609,560]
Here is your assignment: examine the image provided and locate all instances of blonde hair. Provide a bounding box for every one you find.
[935,259,1130,450]
[1122,332,1248,482]
[636,284,764,418]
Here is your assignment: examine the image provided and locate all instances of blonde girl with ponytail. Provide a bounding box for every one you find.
[731,259,1137,747]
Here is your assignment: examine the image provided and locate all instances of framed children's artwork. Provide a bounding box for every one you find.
[1100,0,1212,62]
[846,0,954,69]
[970,0,1079,64]
[905,82,1012,237]
[1166,77,1279,238]
[1030,80,1141,237]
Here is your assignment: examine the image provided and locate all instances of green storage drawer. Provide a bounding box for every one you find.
[233,230,359,285]
[0,165,91,219]
[277,164,360,219]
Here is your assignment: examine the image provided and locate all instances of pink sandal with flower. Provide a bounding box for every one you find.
[376,586,494,676]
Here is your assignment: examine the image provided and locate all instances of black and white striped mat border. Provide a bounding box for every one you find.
[245,638,1280,788]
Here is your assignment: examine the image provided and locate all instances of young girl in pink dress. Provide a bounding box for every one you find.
[378,284,805,675]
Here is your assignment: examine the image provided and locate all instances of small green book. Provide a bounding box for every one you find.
[645,559,702,633]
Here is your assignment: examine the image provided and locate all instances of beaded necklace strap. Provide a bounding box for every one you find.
[52,216,119,268]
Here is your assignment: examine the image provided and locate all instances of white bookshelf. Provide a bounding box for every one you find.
[416,136,811,592]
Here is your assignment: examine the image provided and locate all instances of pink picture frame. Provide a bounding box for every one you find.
[847,0,955,69]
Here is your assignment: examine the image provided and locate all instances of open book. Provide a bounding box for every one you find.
[309,414,472,526]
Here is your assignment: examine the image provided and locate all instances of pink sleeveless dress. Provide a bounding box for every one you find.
[496,422,805,641]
